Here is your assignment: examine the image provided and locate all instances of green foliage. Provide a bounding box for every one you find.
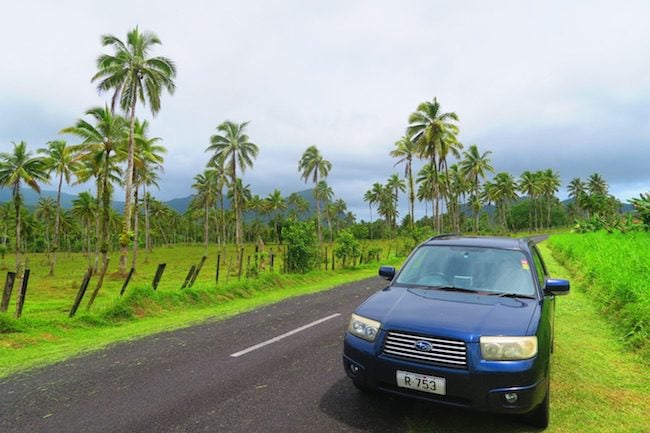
[549,231,650,359]
[283,220,319,273]
[334,230,361,267]
[630,192,650,229]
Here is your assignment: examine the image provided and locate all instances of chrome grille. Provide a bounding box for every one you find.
[382,331,467,369]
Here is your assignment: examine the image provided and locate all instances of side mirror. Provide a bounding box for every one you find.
[379,266,396,281]
[544,278,570,296]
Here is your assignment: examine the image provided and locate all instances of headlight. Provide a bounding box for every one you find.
[480,336,538,360]
[348,313,381,341]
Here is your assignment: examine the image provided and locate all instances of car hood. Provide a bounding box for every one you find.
[356,286,539,341]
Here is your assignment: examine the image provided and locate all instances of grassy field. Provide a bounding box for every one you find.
[405,241,649,433]
[549,231,650,360]
[0,240,402,377]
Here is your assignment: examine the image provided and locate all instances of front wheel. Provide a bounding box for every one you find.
[523,387,549,429]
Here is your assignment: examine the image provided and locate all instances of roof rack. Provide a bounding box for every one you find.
[427,233,462,241]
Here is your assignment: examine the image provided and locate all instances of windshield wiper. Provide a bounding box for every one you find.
[489,292,536,299]
[430,286,482,294]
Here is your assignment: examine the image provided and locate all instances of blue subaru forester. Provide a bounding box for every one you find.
[343,235,569,428]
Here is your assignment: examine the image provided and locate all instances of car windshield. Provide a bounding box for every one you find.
[394,245,536,297]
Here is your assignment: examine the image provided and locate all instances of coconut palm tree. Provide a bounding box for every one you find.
[488,172,519,230]
[192,170,216,253]
[286,192,309,220]
[35,197,57,259]
[61,106,127,268]
[363,189,376,239]
[92,27,177,273]
[38,140,81,275]
[567,177,587,219]
[206,121,258,248]
[314,181,334,242]
[72,192,98,266]
[541,169,561,228]
[298,145,332,244]
[460,144,493,233]
[386,174,406,224]
[0,141,48,271]
[587,173,608,196]
[408,97,459,232]
[265,189,287,243]
[518,171,541,231]
[390,136,416,229]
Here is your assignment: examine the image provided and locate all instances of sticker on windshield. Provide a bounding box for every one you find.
[521,259,530,270]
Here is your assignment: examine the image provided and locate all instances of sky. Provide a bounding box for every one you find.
[1,0,649,220]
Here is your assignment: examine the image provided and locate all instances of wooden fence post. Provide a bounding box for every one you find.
[238,248,244,280]
[270,253,274,272]
[120,268,135,297]
[86,257,110,310]
[152,263,167,290]
[331,249,335,271]
[189,256,207,287]
[70,268,93,318]
[1,272,16,313]
[181,265,196,289]
[14,269,30,319]
[216,254,221,285]
[324,247,328,271]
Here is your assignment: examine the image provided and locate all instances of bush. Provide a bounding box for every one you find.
[334,230,360,267]
[283,220,319,273]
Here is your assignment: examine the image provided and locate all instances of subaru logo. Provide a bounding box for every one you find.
[414,340,433,352]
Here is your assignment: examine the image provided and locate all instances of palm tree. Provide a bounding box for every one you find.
[518,171,541,231]
[541,169,561,228]
[72,192,98,266]
[489,172,519,230]
[460,144,493,233]
[408,97,459,232]
[567,177,587,219]
[38,140,81,275]
[192,170,216,253]
[61,106,127,268]
[416,164,436,220]
[314,181,334,242]
[587,173,608,196]
[265,189,287,243]
[35,197,57,258]
[390,136,416,229]
[92,27,177,274]
[131,119,165,268]
[206,121,258,248]
[298,145,332,244]
[286,192,309,220]
[363,189,376,239]
[0,141,48,271]
[386,174,405,230]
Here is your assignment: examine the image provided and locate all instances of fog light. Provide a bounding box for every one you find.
[349,364,360,375]
[504,392,518,404]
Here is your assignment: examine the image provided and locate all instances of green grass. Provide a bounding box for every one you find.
[548,231,650,359]
[0,241,402,377]
[406,241,649,433]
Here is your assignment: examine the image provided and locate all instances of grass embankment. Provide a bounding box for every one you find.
[409,241,649,433]
[549,231,650,360]
[0,241,402,378]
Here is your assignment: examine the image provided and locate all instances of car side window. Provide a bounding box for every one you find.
[531,247,546,287]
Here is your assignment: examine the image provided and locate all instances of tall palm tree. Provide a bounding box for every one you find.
[92,27,177,273]
[265,189,287,243]
[298,145,332,244]
[0,141,48,271]
[206,121,258,248]
[363,189,376,239]
[287,192,309,220]
[38,140,81,275]
[518,170,541,231]
[488,172,519,230]
[587,173,608,196]
[567,177,587,219]
[541,169,561,228]
[390,136,416,229]
[416,164,436,220]
[460,144,493,233]
[192,170,216,253]
[314,181,334,242]
[408,97,459,232]
[61,106,127,268]
[35,197,57,259]
[72,191,98,266]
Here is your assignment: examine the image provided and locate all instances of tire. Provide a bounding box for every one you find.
[524,387,550,429]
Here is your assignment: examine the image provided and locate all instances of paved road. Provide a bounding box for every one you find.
[1,277,435,433]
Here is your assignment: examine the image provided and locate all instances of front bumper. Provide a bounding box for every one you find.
[343,332,548,414]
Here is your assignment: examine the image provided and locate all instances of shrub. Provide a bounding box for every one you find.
[334,230,360,267]
[283,220,319,273]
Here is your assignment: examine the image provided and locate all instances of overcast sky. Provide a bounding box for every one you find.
[1,0,649,219]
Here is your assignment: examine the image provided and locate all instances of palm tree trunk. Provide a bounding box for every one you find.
[407,161,415,231]
[368,204,373,240]
[203,199,209,254]
[13,185,21,272]
[49,172,64,276]
[100,151,111,270]
[131,184,140,270]
[144,185,151,256]
[120,82,138,275]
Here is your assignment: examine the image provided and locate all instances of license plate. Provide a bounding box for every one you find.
[396,370,446,395]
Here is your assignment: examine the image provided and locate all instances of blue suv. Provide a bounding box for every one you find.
[343,235,569,428]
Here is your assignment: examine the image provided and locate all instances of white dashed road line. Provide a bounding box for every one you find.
[230,313,342,358]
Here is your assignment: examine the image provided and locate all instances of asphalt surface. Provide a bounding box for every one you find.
[0,277,431,433]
